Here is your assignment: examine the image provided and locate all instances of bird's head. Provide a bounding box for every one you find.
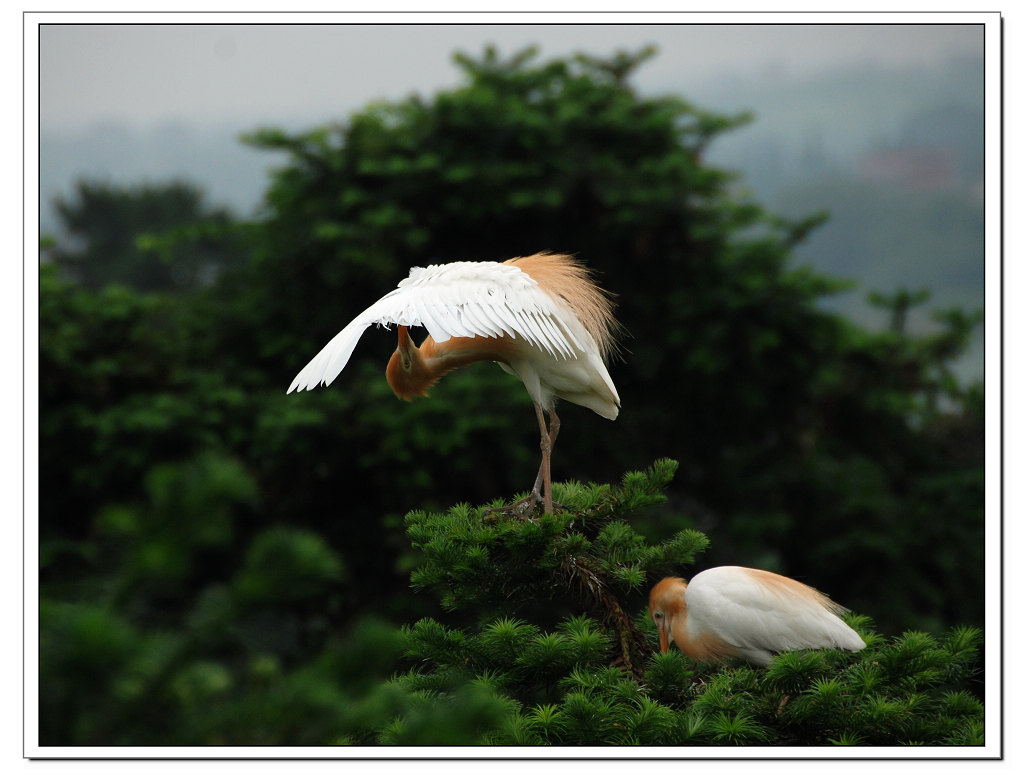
[649,577,688,653]
[386,325,437,401]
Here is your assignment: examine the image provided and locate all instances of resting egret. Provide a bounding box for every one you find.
[288,252,620,514]
[648,567,865,666]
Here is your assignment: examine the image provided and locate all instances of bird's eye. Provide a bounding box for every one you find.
[402,358,412,371]
[653,611,664,619]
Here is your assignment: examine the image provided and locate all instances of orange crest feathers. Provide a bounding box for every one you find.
[649,576,688,616]
[504,253,620,361]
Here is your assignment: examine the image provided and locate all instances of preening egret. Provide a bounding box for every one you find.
[648,567,866,666]
[288,252,620,514]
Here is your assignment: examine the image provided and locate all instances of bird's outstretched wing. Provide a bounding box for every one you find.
[685,567,862,655]
[288,261,593,393]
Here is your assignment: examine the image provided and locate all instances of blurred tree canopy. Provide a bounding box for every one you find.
[47,179,245,292]
[38,45,984,746]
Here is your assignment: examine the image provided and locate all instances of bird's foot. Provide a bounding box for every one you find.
[481,491,563,520]
[481,497,534,521]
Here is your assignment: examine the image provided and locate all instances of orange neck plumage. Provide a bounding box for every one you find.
[649,577,739,662]
[385,325,519,401]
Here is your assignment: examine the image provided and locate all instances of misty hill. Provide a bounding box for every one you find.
[693,54,985,380]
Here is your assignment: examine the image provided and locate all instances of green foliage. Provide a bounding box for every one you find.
[38,450,350,745]
[38,45,984,746]
[342,470,983,746]
[47,180,244,292]
[233,526,346,606]
[406,460,704,625]
[324,470,984,746]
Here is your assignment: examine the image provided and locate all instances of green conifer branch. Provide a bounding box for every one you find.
[373,460,986,746]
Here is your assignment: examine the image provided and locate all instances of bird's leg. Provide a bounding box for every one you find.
[525,404,561,516]
[483,406,562,520]
[527,406,561,508]
[548,405,561,453]
[546,407,561,510]
[525,406,550,515]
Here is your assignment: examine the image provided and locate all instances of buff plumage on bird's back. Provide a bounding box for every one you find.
[649,567,866,667]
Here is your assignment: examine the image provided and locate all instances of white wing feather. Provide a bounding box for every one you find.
[288,261,594,393]
[685,567,864,664]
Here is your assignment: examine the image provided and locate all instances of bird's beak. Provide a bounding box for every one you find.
[397,324,415,358]
[658,623,671,654]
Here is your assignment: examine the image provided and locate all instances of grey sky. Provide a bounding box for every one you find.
[40,23,982,132]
